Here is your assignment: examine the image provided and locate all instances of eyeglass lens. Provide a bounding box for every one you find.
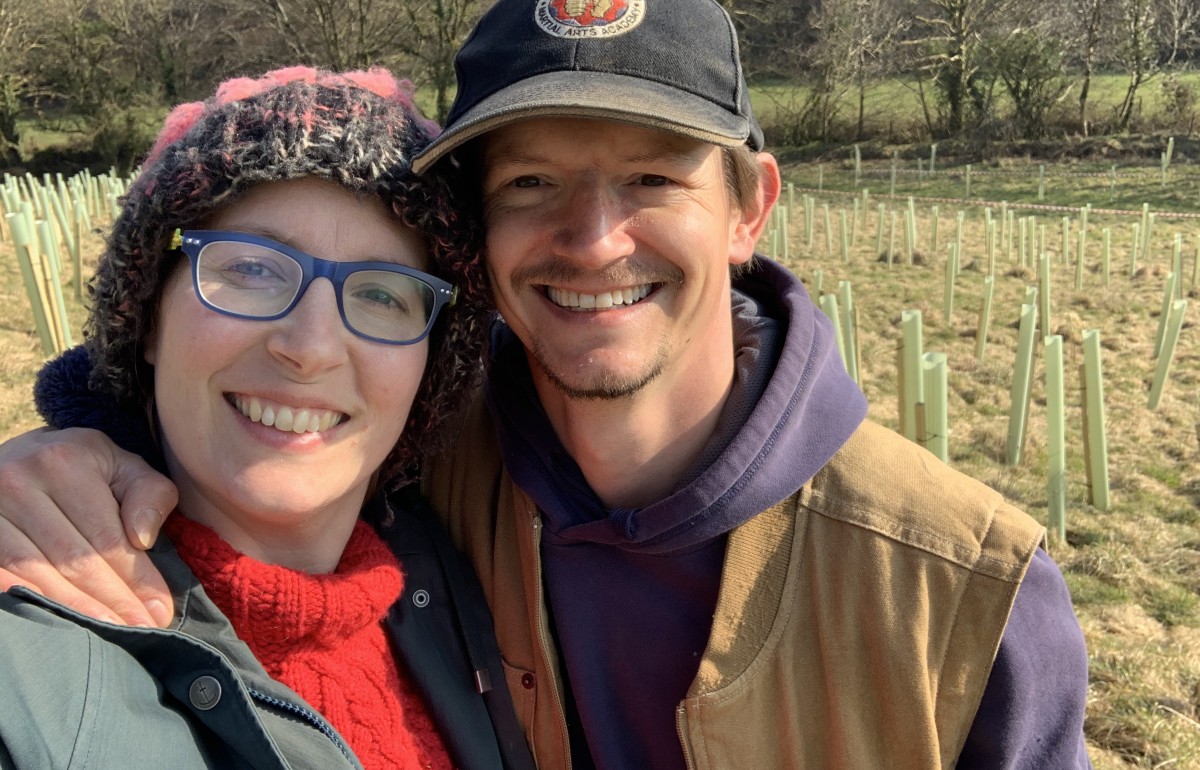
[195,240,436,343]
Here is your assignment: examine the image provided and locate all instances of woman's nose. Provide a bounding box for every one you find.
[265,279,350,376]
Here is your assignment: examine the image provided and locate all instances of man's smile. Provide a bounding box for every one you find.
[544,284,655,310]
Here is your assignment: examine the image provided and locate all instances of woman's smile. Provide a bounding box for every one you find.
[228,393,347,434]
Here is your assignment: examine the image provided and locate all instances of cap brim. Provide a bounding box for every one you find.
[412,71,753,174]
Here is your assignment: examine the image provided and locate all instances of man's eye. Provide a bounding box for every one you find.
[513,176,541,188]
[639,175,669,187]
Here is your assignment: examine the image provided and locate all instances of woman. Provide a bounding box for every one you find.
[0,67,532,770]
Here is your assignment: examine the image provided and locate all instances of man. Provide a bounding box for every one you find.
[0,0,1090,766]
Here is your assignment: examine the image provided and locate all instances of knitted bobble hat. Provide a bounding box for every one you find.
[86,67,491,488]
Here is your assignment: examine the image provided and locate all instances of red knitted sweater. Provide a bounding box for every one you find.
[165,514,453,770]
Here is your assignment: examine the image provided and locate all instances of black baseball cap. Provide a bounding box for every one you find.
[411,0,764,174]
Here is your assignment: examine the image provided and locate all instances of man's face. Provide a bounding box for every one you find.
[480,117,762,401]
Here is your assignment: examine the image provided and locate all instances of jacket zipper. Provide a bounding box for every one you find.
[676,703,697,770]
[530,515,573,770]
[248,687,357,766]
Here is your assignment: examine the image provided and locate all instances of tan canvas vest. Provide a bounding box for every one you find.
[426,399,1045,770]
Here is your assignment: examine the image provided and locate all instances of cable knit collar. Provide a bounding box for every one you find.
[164,515,403,659]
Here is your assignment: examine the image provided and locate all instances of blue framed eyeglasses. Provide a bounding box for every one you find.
[171,229,457,345]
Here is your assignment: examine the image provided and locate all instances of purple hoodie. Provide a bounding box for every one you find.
[485,257,1091,769]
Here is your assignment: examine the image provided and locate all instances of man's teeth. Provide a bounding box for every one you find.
[232,396,344,434]
[546,285,652,310]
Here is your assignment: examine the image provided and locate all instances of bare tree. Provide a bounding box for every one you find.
[0,0,37,164]
[22,0,249,170]
[392,0,487,122]
[1113,0,1159,130]
[723,0,815,80]
[233,0,485,122]
[242,0,412,71]
[908,0,1022,135]
[1064,0,1113,136]
[804,0,908,141]
[1156,0,1200,65]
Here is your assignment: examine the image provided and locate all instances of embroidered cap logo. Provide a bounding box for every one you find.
[535,0,645,38]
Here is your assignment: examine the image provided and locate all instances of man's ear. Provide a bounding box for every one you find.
[730,152,782,266]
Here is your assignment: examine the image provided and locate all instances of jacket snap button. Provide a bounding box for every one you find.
[521,673,535,689]
[189,676,222,710]
[412,589,430,607]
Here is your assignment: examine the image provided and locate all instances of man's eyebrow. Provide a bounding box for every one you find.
[486,143,708,169]
[483,148,547,168]
[624,138,711,165]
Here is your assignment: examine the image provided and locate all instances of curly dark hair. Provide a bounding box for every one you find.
[85,67,492,489]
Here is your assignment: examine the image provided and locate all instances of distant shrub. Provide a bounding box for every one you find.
[89,107,156,176]
[1158,75,1198,135]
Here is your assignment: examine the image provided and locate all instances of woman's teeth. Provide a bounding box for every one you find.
[546,284,652,310]
[232,396,344,434]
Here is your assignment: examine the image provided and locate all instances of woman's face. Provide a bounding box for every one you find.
[146,177,430,571]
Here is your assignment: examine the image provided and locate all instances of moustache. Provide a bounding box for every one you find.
[508,257,684,291]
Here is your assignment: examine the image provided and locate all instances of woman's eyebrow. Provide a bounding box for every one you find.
[205,225,297,249]
[199,227,417,266]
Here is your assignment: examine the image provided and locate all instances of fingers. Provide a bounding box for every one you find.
[109,447,178,551]
[0,566,38,593]
[0,427,177,627]
[0,515,133,625]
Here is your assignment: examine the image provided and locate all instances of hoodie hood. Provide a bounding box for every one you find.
[485,256,867,553]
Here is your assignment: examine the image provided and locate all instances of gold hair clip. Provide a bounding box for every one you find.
[169,228,183,250]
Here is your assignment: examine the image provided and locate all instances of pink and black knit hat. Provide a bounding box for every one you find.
[86,66,490,486]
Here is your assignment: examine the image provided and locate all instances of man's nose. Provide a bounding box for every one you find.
[550,182,637,267]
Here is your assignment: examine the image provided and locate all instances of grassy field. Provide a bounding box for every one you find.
[773,157,1200,768]
[3,156,1200,766]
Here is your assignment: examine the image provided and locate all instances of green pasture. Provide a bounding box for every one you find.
[795,157,1200,213]
[750,71,1200,135]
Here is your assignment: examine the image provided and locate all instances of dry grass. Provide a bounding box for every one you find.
[0,223,101,441]
[3,166,1200,766]
[774,169,1200,767]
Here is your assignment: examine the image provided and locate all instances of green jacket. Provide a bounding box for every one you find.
[0,492,534,770]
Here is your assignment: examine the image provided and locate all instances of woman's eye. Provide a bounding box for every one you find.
[357,287,403,309]
[227,260,276,277]
[639,174,669,187]
[513,176,542,188]
[213,258,288,285]
[350,284,422,320]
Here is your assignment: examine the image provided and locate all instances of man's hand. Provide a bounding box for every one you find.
[0,427,178,627]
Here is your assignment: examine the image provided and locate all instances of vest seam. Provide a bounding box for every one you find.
[686,497,803,704]
[928,553,972,762]
[802,489,1025,579]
